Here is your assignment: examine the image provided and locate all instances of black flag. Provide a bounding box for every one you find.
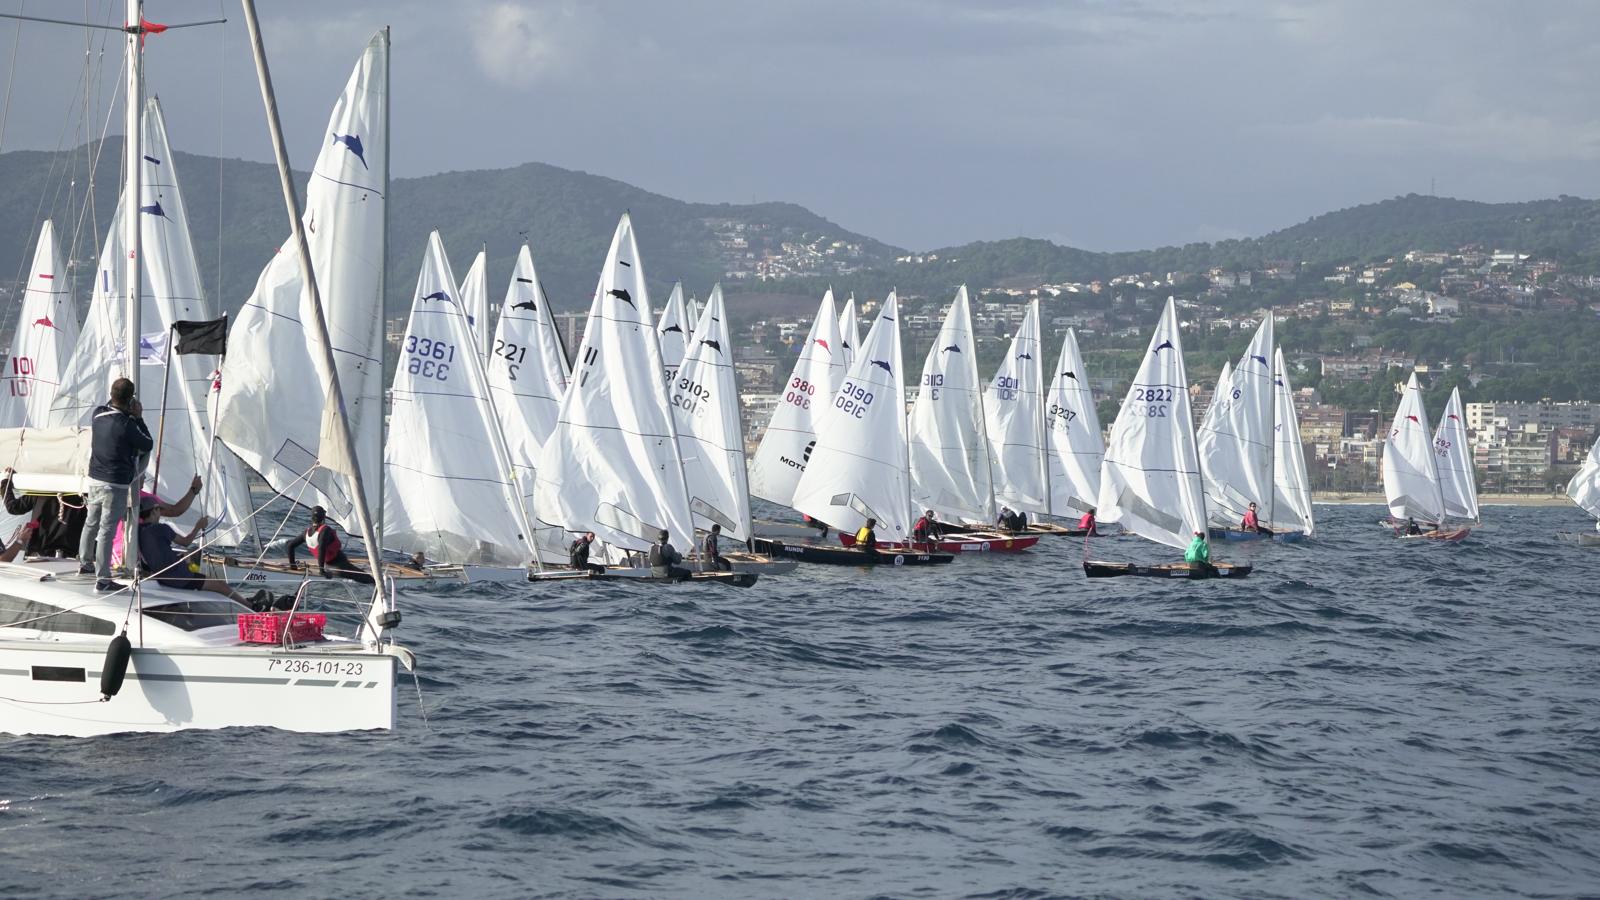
[173,315,228,356]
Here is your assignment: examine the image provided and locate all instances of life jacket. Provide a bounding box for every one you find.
[307,523,341,560]
[1078,512,1094,529]
[855,526,875,547]
[913,517,930,539]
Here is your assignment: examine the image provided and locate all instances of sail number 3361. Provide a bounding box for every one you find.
[405,335,455,381]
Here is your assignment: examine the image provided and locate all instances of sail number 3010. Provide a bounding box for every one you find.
[405,336,455,382]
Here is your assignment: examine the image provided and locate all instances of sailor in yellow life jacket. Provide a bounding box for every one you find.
[855,518,878,555]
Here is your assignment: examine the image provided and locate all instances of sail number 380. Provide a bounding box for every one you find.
[405,336,455,382]
[785,377,817,409]
[835,380,874,419]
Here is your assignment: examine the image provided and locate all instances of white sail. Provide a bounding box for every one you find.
[671,285,752,541]
[486,243,570,498]
[838,295,860,368]
[1198,315,1275,527]
[1270,349,1315,535]
[458,247,491,366]
[793,293,911,540]
[1382,373,1445,524]
[908,285,992,523]
[383,232,530,566]
[531,214,694,552]
[216,32,387,527]
[747,290,844,508]
[1568,436,1600,522]
[685,294,701,340]
[50,98,251,542]
[1096,297,1206,550]
[1199,360,1231,433]
[1045,328,1103,517]
[0,221,80,428]
[1433,386,1479,523]
[985,299,1048,515]
[658,281,691,384]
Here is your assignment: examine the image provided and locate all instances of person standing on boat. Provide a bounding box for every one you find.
[701,524,731,572]
[1078,507,1098,536]
[285,506,374,585]
[79,378,154,591]
[855,517,879,557]
[1185,530,1217,577]
[649,529,690,580]
[568,532,605,574]
[2,467,86,558]
[1241,501,1268,535]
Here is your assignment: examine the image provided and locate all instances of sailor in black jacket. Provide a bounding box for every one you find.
[78,378,154,590]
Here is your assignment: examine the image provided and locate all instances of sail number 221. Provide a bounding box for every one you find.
[405,335,455,382]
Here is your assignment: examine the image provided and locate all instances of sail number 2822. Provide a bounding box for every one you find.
[405,336,455,382]
[1128,385,1173,418]
[835,380,874,419]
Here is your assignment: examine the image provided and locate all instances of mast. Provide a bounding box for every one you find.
[122,0,143,600]
[239,0,387,625]
[376,24,391,563]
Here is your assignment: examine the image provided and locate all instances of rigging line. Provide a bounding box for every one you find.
[68,8,118,303]
[0,0,22,154]
[214,0,223,311]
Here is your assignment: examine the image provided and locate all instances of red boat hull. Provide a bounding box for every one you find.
[839,532,1040,553]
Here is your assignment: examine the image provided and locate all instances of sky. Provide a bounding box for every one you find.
[2,0,1599,252]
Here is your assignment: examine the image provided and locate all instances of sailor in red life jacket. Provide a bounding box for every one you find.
[1241,501,1267,534]
[284,505,374,585]
[911,509,943,547]
[1077,507,1098,536]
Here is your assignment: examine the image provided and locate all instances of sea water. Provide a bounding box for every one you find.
[2,505,1598,897]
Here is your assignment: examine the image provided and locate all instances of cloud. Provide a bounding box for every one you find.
[467,2,586,88]
[1256,112,1600,164]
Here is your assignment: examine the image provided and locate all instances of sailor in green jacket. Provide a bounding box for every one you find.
[1185,530,1217,576]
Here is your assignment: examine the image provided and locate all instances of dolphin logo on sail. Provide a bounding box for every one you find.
[607,288,635,308]
[1017,352,1033,361]
[1406,414,1419,423]
[331,132,367,168]
[1252,354,1269,367]
[1060,370,1077,380]
[941,344,962,353]
[870,359,892,375]
[139,201,167,218]
[511,300,537,312]
[1153,339,1174,353]
[814,338,830,351]
[1448,413,1460,421]
[422,290,452,305]
[662,324,684,334]
[32,315,54,329]
[699,338,722,353]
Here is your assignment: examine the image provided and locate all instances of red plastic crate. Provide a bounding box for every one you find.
[237,612,327,644]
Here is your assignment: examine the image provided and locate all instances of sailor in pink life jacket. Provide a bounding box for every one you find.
[283,505,374,585]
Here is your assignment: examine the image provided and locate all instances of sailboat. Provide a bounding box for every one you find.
[1269,349,1316,538]
[658,281,691,383]
[1044,327,1107,534]
[838,294,860,368]
[1560,436,1600,545]
[531,215,753,585]
[380,232,534,580]
[0,221,81,428]
[1433,386,1480,526]
[458,245,492,366]
[748,289,844,520]
[985,299,1050,527]
[0,15,410,736]
[789,293,950,564]
[1381,373,1470,541]
[1086,298,1251,577]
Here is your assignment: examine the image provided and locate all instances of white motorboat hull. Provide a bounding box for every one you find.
[208,556,530,588]
[0,639,399,736]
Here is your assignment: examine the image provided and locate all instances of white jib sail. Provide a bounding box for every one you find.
[383,232,531,566]
[671,285,752,541]
[216,32,387,526]
[657,281,691,384]
[794,292,911,541]
[685,294,701,340]
[50,98,251,542]
[1198,315,1275,527]
[1095,297,1206,550]
[908,285,992,523]
[985,299,1048,515]
[1433,386,1479,523]
[747,289,844,508]
[1271,348,1314,535]
[531,214,695,552]
[0,221,80,428]
[486,244,570,503]
[1199,360,1231,434]
[1568,436,1600,522]
[838,294,860,369]
[459,247,491,366]
[1046,327,1103,517]
[1383,372,1445,524]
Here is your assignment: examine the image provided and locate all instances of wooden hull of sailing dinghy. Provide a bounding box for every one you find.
[600,571,760,588]
[1209,528,1307,543]
[1555,531,1600,546]
[1082,561,1253,579]
[838,532,1040,553]
[1397,527,1471,543]
[605,554,799,578]
[0,641,400,736]
[750,538,954,566]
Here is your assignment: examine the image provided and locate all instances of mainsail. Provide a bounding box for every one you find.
[747,289,844,508]
[671,285,752,541]
[1568,436,1600,522]
[1433,386,1479,523]
[531,214,694,552]
[908,285,993,523]
[1199,360,1232,433]
[1198,315,1275,526]
[216,32,388,526]
[1096,297,1206,550]
[486,243,570,505]
[793,293,911,541]
[985,299,1047,515]
[458,246,491,365]
[838,295,860,369]
[383,232,531,566]
[657,281,691,384]
[1270,349,1315,535]
[1045,328,1103,517]
[0,221,80,428]
[1382,373,1445,524]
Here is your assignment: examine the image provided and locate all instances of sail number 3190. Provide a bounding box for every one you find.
[835,381,874,419]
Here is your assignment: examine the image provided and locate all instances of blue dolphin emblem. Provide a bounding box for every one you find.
[331,133,367,169]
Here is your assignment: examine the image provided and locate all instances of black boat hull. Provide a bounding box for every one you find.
[752,538,954,566]
[1083,561,1253,579]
